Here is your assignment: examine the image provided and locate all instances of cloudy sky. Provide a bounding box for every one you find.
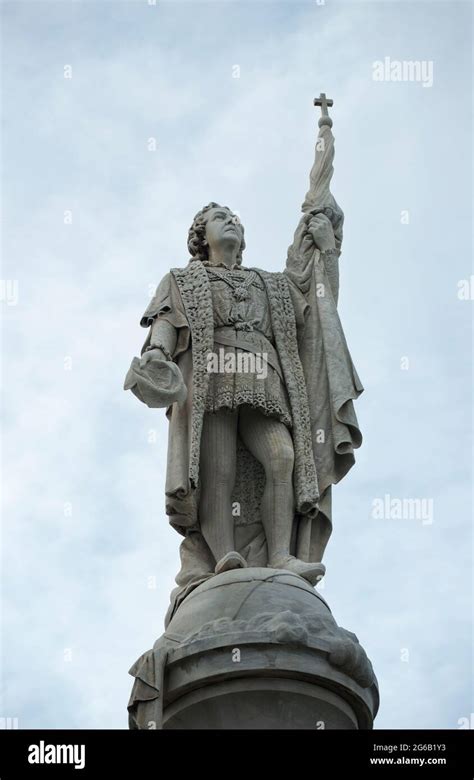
[1,0,472,729]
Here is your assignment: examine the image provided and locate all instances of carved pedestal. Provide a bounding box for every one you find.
[128,568,379,730]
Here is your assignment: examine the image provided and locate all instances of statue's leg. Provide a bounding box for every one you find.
[239,406,295,562]
[239,407,325,585]
[199,409,245,572]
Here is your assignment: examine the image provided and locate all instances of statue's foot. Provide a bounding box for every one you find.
[215,551,247,575]
[269,555,325,585]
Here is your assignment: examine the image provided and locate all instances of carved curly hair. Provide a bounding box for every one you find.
[187,202,246,264]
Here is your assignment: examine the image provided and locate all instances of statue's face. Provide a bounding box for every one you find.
[204,207,243,257]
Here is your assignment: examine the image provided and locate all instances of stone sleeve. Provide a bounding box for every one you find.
[140,272,189,330]
[140,272,191,359]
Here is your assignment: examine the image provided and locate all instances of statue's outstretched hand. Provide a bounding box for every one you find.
[139,347,168,368]
[124,351,187,409]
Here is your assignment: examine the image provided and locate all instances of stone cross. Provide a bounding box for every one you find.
[314,93,333,128]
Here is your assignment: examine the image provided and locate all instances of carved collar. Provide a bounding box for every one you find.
[201,260,245,271]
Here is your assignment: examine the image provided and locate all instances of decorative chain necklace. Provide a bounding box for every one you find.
[207,268,256,302]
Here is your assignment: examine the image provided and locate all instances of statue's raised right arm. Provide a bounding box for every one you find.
[283,96,364,564]
[285,93,344,305]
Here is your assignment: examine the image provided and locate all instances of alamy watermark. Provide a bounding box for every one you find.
[458,713,474,729]
[457,275,473,300]
[371,493,433,525]
[28,741,85,770]
[372,57,433,88]
[0,279,19,306]
[207,348,268,380]
[0,717,19,729]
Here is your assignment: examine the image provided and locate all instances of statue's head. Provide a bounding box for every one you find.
[188,202,246,265]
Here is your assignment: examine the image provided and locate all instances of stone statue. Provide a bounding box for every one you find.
[124,93,363,624]
[125,95,378,731]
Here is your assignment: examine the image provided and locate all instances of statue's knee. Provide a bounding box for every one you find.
[266,444,294,483]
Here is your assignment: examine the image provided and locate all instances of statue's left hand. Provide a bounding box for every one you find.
[305,213,336,252]
[139,347,168,368]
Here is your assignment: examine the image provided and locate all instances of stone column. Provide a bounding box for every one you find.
[128,568,379,730]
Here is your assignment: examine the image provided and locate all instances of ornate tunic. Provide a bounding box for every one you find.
[204,265,294,427]
[141,262,309,429]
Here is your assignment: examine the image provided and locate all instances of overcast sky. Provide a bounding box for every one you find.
[1,0,472,729]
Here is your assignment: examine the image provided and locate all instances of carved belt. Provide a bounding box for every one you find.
[213,326,284,381]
